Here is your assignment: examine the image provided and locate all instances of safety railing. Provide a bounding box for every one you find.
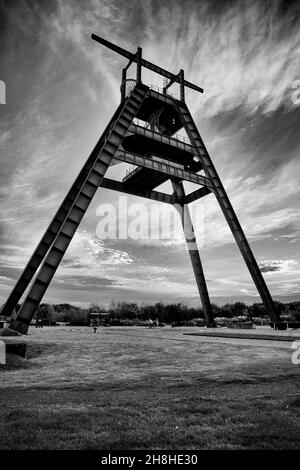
[149,84,173,97]
[132,118,191,145]
[125,165,139,178]
[130,121,192,153]
[124,154,185,181]
[121,81,174,99]
[117,150,212,187]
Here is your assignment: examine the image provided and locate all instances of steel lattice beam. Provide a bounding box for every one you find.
[100,177,175,204]
[114,150,213,188]
[128,123,195,154]
[175,100,281,322]
[184,186,212,204]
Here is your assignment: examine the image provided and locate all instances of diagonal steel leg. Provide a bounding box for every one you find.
[1,101,128,319]
[172,180,215,326]
[176,102,280,322]
[11,84,149,334]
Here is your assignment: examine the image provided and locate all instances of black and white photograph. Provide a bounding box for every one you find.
[0,0,299,456]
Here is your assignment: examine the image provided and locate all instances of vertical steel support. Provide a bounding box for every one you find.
[179,69,185,102]
[172,180,215,326]
[11,84,149,334]
[136,47,142,83]
[176,102,280,322]
[121,68,126,101]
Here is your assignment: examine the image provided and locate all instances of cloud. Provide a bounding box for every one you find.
[128,0,300,117]
[259,259,298,274]
[58,230,136,277]
[260,266,281,273]
[1,0,300,305]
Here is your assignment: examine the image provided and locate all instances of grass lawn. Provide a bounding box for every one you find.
[0,326,299,449]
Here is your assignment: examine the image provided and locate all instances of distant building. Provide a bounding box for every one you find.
[88,311,111,325]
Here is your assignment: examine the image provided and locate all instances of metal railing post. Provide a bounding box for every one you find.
[136,47,142,83]
[179,69,185,102]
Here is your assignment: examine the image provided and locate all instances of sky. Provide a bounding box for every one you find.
[0,0,300,308]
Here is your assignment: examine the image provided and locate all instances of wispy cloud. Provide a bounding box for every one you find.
[259,259,298,273]
[1,0,300,305]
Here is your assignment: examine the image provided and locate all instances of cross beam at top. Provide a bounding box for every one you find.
[91,34,204,94]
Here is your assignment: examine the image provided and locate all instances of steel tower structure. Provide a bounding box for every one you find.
[2,34,280,333]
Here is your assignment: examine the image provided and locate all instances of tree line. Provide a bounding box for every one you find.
[3,299,299,326]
